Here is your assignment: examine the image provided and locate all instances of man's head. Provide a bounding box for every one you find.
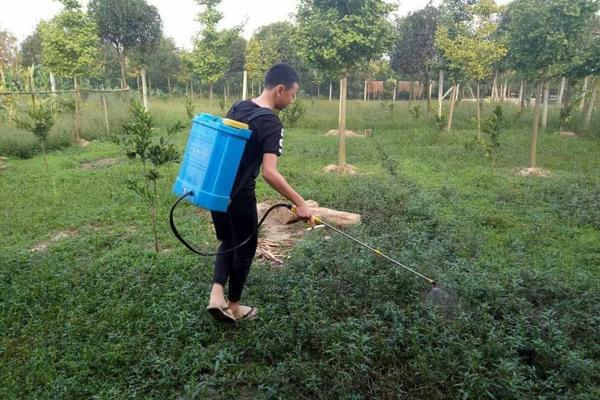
[264,63,300,110]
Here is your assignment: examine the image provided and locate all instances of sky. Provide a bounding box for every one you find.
[1,0,511,49]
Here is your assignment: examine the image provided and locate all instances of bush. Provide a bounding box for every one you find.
[279,99,305,128]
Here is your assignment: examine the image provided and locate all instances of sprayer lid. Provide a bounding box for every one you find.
[222,118,249,130]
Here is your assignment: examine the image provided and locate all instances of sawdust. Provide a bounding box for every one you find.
[559,131,578,137]
[322,164,358,174]
[81,158,120,170]
[325,129,365,138]
[255,200,361,266]
[30,230,77,252]
[516,167,551,177]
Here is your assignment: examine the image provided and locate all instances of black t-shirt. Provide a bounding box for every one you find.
[226,100,283,197]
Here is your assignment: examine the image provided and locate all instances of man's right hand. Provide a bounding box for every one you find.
[295,202,315,227]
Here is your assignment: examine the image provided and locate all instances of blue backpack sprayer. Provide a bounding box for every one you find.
[169,111,443,295]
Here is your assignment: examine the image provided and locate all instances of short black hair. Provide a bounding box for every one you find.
[265,63,300,90]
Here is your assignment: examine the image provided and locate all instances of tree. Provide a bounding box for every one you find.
[390,4,440,112]
[0,29,17,89]
[89,0,162,89]
[40,1,100,142]
[435,0,506,136]
[507,0,599,168]
[145,37,181,95]
[296,0,394,171]
[192,0,241,102]
[224,35,246,74]
[20,27,44,68]
[244,22,305,96]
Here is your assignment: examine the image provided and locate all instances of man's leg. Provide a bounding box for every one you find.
[226,195,258,315]
[210,211,233,307]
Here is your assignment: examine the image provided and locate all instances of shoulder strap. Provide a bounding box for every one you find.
[229,105,277,201]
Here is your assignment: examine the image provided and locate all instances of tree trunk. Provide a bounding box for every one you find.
[560,79,573,131]
[558,77,566,105]
[190,79,194,99]
[491,70,498,101]
[50,72,57,96]
[393,79,397,102]
[584,78,597,128]
[74,76,81,143]
[519,78,524,111]
[363,80,367,102]
[167,76,172,95]
[28,68,36,110]
[409,80,414,105]
[541,80,549,130]
[209,82,213,103]
[338,73,348,167]
[119,52,127,89]
[329,81,332,102]
[476,81,481,140]
[438,70,444,118]
[528,81,544,168]
[0,66,5,89]
[580,76,589,112]
[141,68,149,112]
[243,70,248,99]
[427,80,432,113]
[446,82,457,132]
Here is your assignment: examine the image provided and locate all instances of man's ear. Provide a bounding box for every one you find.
[276,84,286,95]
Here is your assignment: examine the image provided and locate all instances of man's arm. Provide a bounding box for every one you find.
[261,153,313,220]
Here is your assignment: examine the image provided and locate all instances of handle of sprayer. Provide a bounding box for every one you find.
[289,205,321,225]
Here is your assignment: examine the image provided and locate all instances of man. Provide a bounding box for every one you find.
[207,63,313,323]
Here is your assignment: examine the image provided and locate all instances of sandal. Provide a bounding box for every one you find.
[234,305,258,321]
[206,304,236,323]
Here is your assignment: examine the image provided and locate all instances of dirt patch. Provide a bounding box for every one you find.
[322,164,358,175]
[559,131,578,138]
[256,200,361,266]
[0,157,7,172]
[81,158,120,170]
[516,167,551,177]
[30,230,77,252]
[78,138,91,147]
[325,129,365,138]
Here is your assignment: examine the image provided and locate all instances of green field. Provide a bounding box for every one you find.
[1,98,599,399]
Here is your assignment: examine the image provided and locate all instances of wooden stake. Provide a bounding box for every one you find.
[101,84,110,135]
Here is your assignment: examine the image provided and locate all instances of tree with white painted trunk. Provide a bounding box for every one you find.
[296,0,393,172]
[192,0,241,104]
[435,0,506,137]
[507,0,599,168]
[390,5,439,113]
[39,0,100,143]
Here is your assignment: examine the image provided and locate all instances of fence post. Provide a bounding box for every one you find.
[101,84,110,136]
[438,70,444,118]
[74,76,81,143]
[141,68,149,111]
[242,70,248,99]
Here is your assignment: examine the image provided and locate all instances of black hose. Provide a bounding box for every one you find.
[169,191,292,257]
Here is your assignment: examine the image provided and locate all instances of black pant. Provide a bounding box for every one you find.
[210,194,258,302]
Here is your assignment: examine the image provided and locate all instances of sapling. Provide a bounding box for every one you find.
[118,100,184,253]
[185,98,195,120]
[480,105,505,172]
[408,105,421,121]
[14,100,54,171]
[279,99,305,128]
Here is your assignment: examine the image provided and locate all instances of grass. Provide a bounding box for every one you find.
[1,97,599,399]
